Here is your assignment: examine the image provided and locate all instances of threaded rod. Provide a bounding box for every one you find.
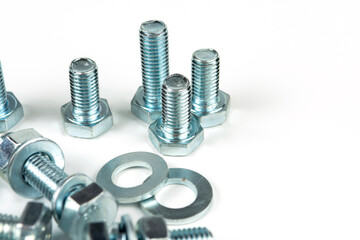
[0,62,9,116]
[170,227,213,240]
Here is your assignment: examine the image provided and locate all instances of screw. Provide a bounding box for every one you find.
[0,61,24,132]
[149,74,204,156]
[0,202,52,240]
[61,58,113,138]
[0,129,117,240]
[191,49,230,128]
[131,20,169,123]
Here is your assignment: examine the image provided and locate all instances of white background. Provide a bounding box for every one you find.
[0,0,360,239]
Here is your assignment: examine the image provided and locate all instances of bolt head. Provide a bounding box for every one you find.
[148,116,204,156]
[18,202,52,240]
[136,216,169,240]
[192,90,230,128]
[0,128,65,199]
[86,222,109,240]
[131,86,162,124]
[58,182,118,240]
[0,92,24,132]
[61,98,113,138]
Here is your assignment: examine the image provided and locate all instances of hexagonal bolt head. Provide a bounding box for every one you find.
[0,128,65,199]
[136,216,169,240]
[131,87,162,124]
[0,92,24,132]
[61,98,113,138]
[149,116,204,156]
[192,90,230,128]
[18,202,52,240]
[58,182,118,240]
[86,222,109,240]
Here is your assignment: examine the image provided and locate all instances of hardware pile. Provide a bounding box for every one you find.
[0,20,230,240]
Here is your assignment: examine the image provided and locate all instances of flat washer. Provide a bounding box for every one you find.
[140,168,213,225]
[96,152,168,203]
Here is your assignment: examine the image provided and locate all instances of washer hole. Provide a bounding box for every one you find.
[155,184,197,209]
[112,166,152,188]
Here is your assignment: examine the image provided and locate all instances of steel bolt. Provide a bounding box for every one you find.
[0,202,52,240]
[0,61,24,132]
[149,74,204,156]
[61,58,113,138]
[131,20,169,123]
[191,49,230,128]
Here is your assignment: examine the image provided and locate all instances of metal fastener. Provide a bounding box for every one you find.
[86,215,213,240]
[149,74,204,156]
[131,20,169,123]
[61,58,113,138]
[0,202,52,240]
[0,128,118,240]
[191,49,230,127]
[0,61,24,132]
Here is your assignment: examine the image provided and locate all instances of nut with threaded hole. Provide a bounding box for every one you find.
[149,74,204,156]
[131,20,169,124]
[0,61,24,132]
[61,58,113,138]
[86,215,213,240]
[191,49,230,128]
[0,202,52,240]
[0,128,118,240]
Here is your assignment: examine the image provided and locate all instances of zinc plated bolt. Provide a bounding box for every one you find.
[149,74,204,156]
[87,215,213,240]
[0,202,52,240]
[0,129,117,240]
[191,49,230,128]
[131,20,169,124]
[61,58,113,138]
[0,61,24,132]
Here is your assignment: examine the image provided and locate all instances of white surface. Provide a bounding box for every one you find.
[0,0,360,239]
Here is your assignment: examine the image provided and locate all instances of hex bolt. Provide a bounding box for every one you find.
[61,58,113,138]
[191,49,230,128]
[0,202,52,240]
[0,61,24,132]
[0,129,117,240]
[131,20,169,123]
[87,215,213,240]
[149,74,204,156]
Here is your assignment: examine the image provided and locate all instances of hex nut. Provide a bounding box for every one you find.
[131,86,162,124]
[58,182,118,240]
[192,90,230,128]
[18,202,52,240]
[0,92,24,132]
[136,216,169,240]
[0,128,65,199]
[61,98,113,138]
[149,116,204,156]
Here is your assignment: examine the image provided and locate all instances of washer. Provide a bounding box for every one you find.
[140,168,213,225]
[96,152,168,203]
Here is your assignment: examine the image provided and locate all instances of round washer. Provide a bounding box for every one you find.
[96,152,168,203]
[140,168,213,225]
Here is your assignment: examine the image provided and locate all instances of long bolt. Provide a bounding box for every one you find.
[140,20,169,110]
[0,62,9,117]
[191,49,220,113]
[170,227,213,240]
[69,58,101,123]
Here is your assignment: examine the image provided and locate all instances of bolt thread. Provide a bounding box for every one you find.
[140,20,169,110]
[69,58,100,123]
[0,62,9,116]
[161,74,191,138]
[191,49,220,112]
[0,214,19,240]
[23,153,68,201]
[170,227,213,240]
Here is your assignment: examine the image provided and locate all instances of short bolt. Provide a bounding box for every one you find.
[131,20,169,123]
[0,202,52,240]
[0,61,24,132]
[191,49,230,128]
[61,58,113,138]
[149,74,204,156]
